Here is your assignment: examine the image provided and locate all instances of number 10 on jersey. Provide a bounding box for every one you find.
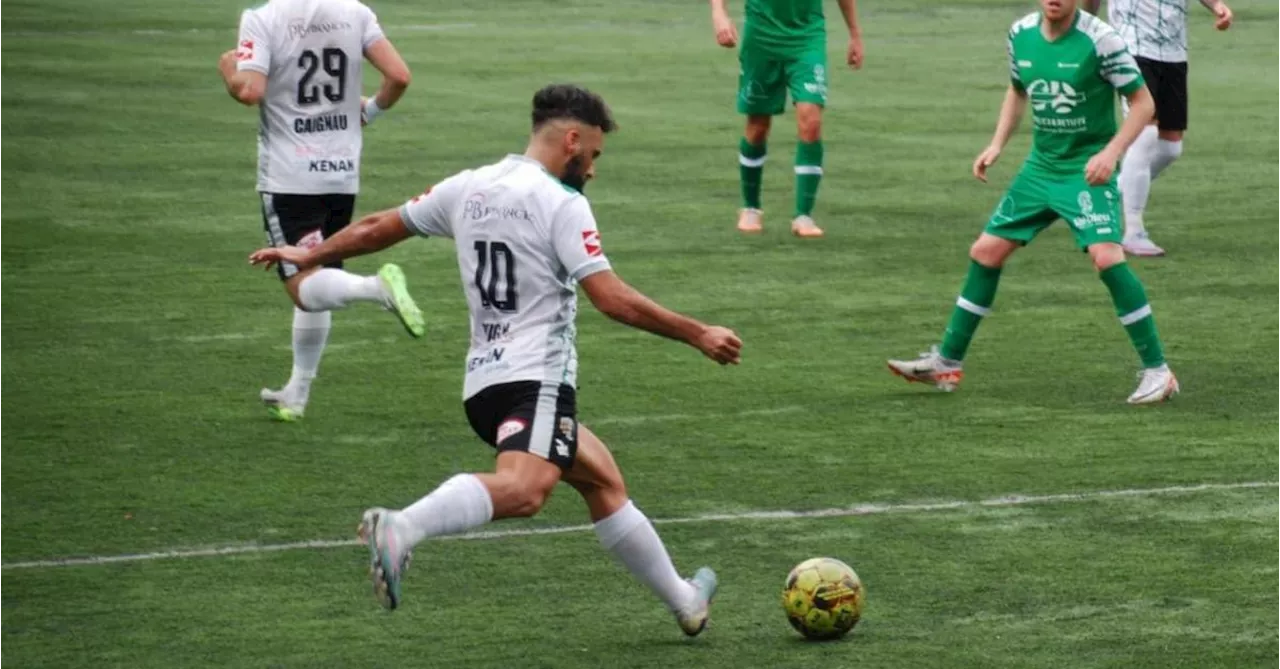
[474,241,518,312]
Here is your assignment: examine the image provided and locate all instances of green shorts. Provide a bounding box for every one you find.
[737,46,828,116]
[984,171,1123,250]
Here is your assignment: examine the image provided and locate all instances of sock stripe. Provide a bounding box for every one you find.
[794,165,823,175]
[1119,304,1153,326]
[738,154,766,168]
[956,296,992,317]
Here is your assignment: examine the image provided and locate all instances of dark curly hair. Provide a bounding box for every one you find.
[531,84,616,133]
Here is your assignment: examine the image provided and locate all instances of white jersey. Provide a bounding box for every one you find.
[1108,0,1190,62]
[399,155,612,399]
[235,0,385,194]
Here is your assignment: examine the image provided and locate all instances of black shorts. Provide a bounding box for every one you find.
[260,192,356,280]
[1135,57,1188,132]
[464,381,579,470]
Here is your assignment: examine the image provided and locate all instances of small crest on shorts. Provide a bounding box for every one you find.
[1077,191,1094,215]
[497,418,527,444]
[558,416,576,440]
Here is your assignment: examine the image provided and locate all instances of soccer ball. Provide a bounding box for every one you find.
[781,557,865,640]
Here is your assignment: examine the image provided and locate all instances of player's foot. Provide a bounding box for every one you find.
[357,507,413,610]
[1122,231,1166,257]
[790,215,824,238]
[1127,365,1179,404]
[377,264,426,339]
[675,566,718,637]
[887,345,964,392]
[259,387,305,422]
[737,208,763,234]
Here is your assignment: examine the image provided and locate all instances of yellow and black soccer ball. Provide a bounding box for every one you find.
[781,557,865,640]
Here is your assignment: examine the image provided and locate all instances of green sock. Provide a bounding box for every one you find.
[794,140,823,217]
[739,138,766,210]
[939,260,1003,362]
[1099,263,1166,368]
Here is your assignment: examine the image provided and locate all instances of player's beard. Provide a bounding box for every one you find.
[560,153,589,193]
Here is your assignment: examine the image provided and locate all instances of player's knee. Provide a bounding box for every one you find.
[1157,129,1184,144]
[969,236,1013,268]
[744,117,771,144]
[505,478,555,518]
[1089,243,1126,271]
[797,116,821,142]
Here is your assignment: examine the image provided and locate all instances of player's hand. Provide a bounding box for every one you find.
[695,326,743,365]
[1084,149,1120,186]
[972,145,1002,182]
[218,49,237,72]
[712,13,738,48]
[1210,1,1233,30]
[847,34,864,69]
[360,97,371,127]
[249,246,313,271]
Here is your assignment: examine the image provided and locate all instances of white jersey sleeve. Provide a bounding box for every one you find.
[399,171,472,239]
[550,196,610,281]
[359,3,385,49]
[235,9,271,75]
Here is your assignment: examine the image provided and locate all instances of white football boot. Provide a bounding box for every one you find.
[790,215,824,238]
[357,508,413,610]
[1127,365,1179,404]
[1123,231,1166,257]
[260,387,306,422]
[886,345,964,392]
[737,208,763,234]
[675,567,718,637]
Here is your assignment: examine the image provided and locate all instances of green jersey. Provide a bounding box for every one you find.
[742,0,825,56]
[1007,11,1145,177]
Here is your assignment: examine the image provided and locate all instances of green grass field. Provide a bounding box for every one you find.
[3,0,1277,667]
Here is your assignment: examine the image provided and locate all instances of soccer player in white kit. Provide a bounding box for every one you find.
[218,0,425,421]
[248,85,743,636]
[1084,0,1234,256]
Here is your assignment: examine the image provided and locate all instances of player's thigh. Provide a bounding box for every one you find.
[1047,176,1123,251]
[320,193,357,270]
[1153,61,1188,133]
[261,192,329,281]
[464,381,579,472]
[737,48,787,116]
[784,49,828,109]
[982,173,1057,247]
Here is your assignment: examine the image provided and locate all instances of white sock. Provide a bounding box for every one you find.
[1150,139,1183,178]
[285,308,330,399]
[297,268,387,311]
[1119,125,1159,236]
[594,500,697,614]
[398,474,495,547]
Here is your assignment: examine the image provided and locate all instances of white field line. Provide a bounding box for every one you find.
[3,481,1273,571]
[1,23,478,38]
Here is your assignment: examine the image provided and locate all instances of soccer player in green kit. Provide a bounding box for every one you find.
[887,0,1179,405]
[710,0,863,238]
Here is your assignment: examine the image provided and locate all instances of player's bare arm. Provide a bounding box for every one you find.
[361,38,412,125]
[709,0,739,48]
[578,271,742,365]
[218,50,266,105]
[836,0,863,69]
[974,84,1028,182]
[1199,0,1233,30]
[1085,85,1155,185]
[249,208,412,271]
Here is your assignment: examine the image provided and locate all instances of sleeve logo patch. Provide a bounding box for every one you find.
[235,39,255,61]
[582,230,602,257]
